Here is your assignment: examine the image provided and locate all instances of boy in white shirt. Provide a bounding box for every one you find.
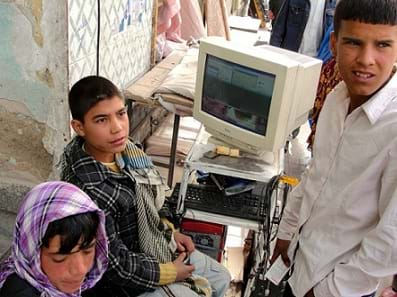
[271,0,397,296]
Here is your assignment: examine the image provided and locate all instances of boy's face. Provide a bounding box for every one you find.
[71,96,129,163]
[331,20,397,104]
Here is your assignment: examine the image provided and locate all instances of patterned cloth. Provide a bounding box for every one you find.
[112,141,211,296]
[307,57,342,150]
[0,181,108,297]
[115,139,175,263]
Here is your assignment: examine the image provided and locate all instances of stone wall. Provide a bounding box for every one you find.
[0,0,69,213]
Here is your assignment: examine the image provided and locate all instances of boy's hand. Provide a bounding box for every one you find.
[174,232,195,253]
[270,238,291,267]
[173,252,195,281]
[380,287,397,297]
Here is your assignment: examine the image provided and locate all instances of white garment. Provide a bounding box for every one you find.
[299,0,326,57]
[278,74,397,297]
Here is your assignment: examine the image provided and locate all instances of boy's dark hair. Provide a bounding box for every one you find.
[42,211,99,254]
[69,76,124,122]
[334,0,397,36]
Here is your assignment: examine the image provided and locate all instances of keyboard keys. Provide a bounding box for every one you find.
[169,183,266,222]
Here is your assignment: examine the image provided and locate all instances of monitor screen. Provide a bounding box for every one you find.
[193,37,322,154]
[202,55,275,136]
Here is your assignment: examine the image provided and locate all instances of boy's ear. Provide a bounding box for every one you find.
[330,32,337,58]
[71,119,85,137]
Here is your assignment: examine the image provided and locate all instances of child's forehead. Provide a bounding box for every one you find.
[44,235,95,254]
[340,19,397,28]
[338,20,397,35]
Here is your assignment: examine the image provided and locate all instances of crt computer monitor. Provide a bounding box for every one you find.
[193,37,322,154]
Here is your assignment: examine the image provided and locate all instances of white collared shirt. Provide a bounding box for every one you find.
[278,74,397,297]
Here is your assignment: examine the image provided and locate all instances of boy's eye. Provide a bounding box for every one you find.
[52,256,67,263]
[82,248,95,255]
[378,42,391,48]
[345,40,359,46]
[95,118,106,124]
[118,108,128,116]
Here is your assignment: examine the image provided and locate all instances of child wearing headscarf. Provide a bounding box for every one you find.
[0,181,108,297]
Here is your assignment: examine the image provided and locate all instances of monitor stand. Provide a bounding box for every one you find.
[208,136,275,165]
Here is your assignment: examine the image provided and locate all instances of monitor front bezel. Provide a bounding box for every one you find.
[193,38,299,152]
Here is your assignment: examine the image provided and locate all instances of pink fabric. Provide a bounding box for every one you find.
[180,0,206,40]
[157,0,183,42]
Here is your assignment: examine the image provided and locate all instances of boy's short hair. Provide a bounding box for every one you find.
[334,0,397,36]
[69,75,124,122]
[42,211,99,253]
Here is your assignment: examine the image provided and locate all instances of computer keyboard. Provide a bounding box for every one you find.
[169,183,267,222]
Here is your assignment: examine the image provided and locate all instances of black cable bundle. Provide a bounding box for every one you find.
[250,174,292,297]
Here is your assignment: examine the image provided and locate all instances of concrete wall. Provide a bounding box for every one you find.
[0,0,70,213]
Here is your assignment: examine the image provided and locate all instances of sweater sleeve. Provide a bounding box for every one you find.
[159,263,177,285]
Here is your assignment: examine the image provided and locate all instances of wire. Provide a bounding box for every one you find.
[96,0,101,76]
[254,175,281,278]
[270,182,291,242]
[252,173,294,290]
[264,175,279,250]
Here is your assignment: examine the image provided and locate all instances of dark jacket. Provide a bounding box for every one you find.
[60,137,160,297]
[270,0,310,51]
[270,0,336,52]
[0,274,40,297]
[269,0,284,18]
[0,273,101,297]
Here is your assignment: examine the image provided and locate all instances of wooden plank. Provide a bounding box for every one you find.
[151,0,159,68]
[160,93,194,108]
[124,49,186,104]
[252,0,267,28]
